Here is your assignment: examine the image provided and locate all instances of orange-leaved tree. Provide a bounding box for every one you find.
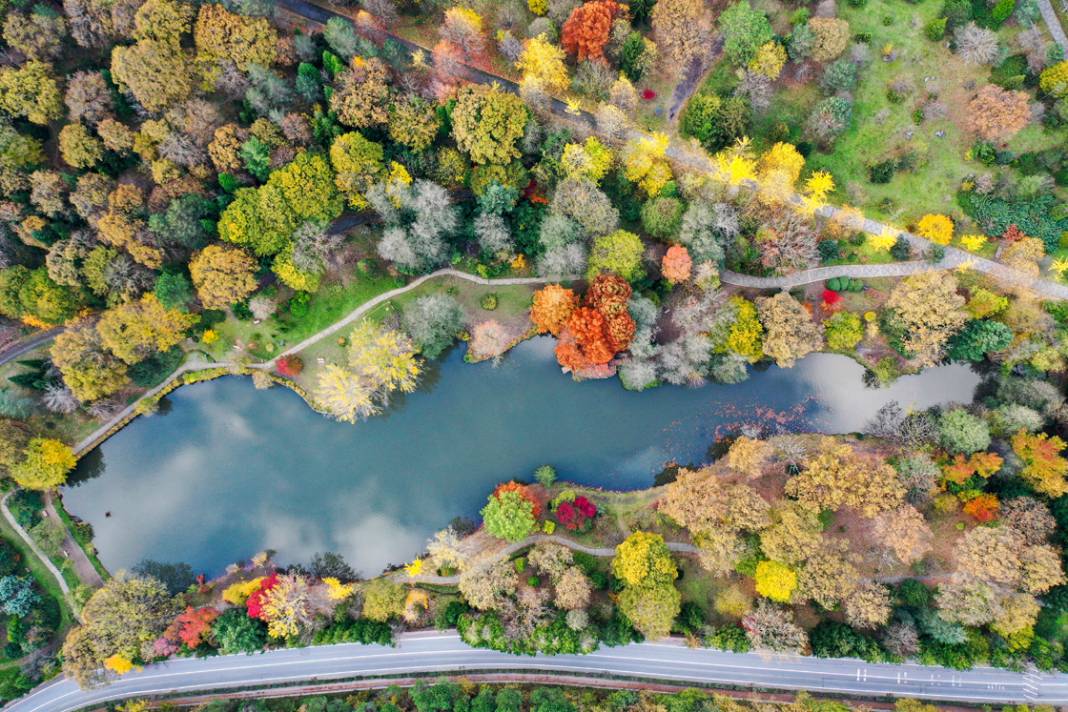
[531,284,579,335]
[562,1,623,62]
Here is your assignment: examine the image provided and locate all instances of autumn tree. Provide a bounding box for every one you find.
[193,3,277,70]
[458,559,518,610]
[587,229,644,282]
[808,17,850,62]
[936,576,1000,626]
[561,1,621,62]
[613,531,680,638]
[402,294,464,359]
[661,245,692,283]
[346,320,420,405]
[871,506,932,565]
[62,72,111,127]
[759,502,823,566]
[59,123,104,169]
[915,214,954,245]
[967,84,1030,141]
[756,292,823,368]
[742,602,808,653]
[362,578,407,622]
[884,271,967,367]
[388,96,441,153]
[796,545,858,608]
[330,57,392,129]
[1012,431,1068,497]
[531,284,579,336]
[97,294,197,364]
[110,0,195,113]
[61,574,180,687]
[755,560,797,602]
[330,131,385,209]
[785,438,905,517]
[844,583,892,629]
[0,61,63,125]
[11,438,76,490]
[259,574,314,639]
[189,244,257,309]
[51,323,130,402]
[451,84,528,165]
[315,364,374,423]
[661,466,771,534]
[516,35,570,93]
[652,0,713,66]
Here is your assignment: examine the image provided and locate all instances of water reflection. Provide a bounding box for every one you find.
[64,338,980,577]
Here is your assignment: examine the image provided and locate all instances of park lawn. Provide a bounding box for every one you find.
[51,499,109,582]
[288,276,542,395]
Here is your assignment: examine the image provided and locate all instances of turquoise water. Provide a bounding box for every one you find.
[63,337,980,578]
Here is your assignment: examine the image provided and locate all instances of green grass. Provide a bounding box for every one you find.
[51,499,109,582]
[0,514,74,636]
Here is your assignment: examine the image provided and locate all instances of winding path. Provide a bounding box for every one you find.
[0,492,70,598]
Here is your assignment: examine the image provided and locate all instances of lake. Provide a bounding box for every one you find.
[63,337,980,578]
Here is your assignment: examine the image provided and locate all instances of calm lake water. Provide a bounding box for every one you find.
[63,337,981,578]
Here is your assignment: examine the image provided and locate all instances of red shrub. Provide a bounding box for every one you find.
[276,355,304,377]
[246,572,278,620]
[556,495,598,530]
[821,289,841,305]
[642,89,656,100]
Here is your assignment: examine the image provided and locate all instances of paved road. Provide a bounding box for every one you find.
[0,328,61,367]
[8,630,1068,711]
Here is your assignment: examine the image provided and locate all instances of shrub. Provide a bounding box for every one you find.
[825,311,863,351]
[925,17,948,40]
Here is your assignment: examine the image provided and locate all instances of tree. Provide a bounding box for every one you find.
[756,292,823,368]
[754,560,797,602]
[661,467,771,534]
[402,294,463,359]
[51,323,129,402]
[189,244,257,309]
[554,566,592,610]
[742,602,808,653]
[612,531,677,587]
[388,96,440,153]
[441,7,486,60]
[59,123,104,169]
[946,319,1012,362]
[211,607,266,654]
[111,40,194,113]
[808,17,850,62]
[194,3,277,70]
[516,35,570,93]
[0,576,38,618]
[459,559,518,610]
[330,56,391,129]
[915,214,954,245]
[451,85,528,166]
[552,177,619,237]
[785,438,905,517]
[11,438,76,490]
[749,41,787,79]
[62,574,180,687]
[617,581,680,639]
[1012,431,1068,497]
[346,320,420,405]
[259,574,313,639]
[531,285,579,336]
[938,408,990,455]
[355,578,404,624]
[955,22,999,65]
[330,132,385,210]
[481,489,537,542]
[872,506,932,565]
[641,197,684,239]
[652,0,712,66]
[844,583,892,629]
[1039,60,1068,98]
[0,61,63,125]
[805,96,852,146]
[885,271,967,366]
[967,84,1030,141]
[661,245,692,282]
[718,1,773,66]
[796,545,858,608]
[824,311,863,351]
[936,576,1000,626]
[587,229,644,282]
[64,71,112,126]
[561,1,621,62]
[315,364,374,423]
[97,294,197,365]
